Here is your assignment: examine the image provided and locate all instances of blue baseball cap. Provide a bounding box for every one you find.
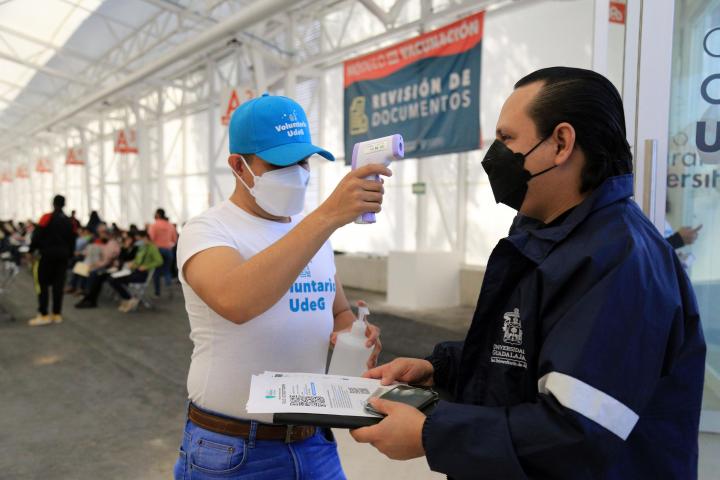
[228,93,335,166]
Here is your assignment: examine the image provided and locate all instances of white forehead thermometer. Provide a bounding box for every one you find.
[351,134,404,224]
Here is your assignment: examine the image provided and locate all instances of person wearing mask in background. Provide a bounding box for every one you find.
[65,227,93,295]
[28,195,75,326]
[148,207,178,298]
[73,223,120,307]
[75,232,138,309]
[108,229,162,312]
[351,67,706,479]
[172,93,388,480]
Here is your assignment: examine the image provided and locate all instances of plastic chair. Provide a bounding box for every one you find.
[127,268,156,312]
[0,254,19,294]
[0,253,19,322]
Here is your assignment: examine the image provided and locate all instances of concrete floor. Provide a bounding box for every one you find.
[0,271,718,479]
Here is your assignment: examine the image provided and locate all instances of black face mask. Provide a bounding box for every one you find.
[481,137,556,210]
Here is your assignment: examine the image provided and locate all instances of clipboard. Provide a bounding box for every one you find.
[273,401,437,429]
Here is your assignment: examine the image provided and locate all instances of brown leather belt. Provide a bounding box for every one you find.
[188,403,316,443]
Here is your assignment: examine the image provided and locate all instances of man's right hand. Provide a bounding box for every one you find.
[315,163,392,229]
[362,357,434,386]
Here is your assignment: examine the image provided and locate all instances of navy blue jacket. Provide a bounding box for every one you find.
[423,175,705,479]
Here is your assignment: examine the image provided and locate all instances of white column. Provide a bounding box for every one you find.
[157,88,166,211]
[80,127,92,217]
[456,152,469,262]
[625,0,674,229]
[98,118,105,216]
[207,59,217,207]
[592,0,610,74]
[135,101,151,223]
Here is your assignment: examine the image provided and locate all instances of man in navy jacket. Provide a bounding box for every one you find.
[352,67,706,479]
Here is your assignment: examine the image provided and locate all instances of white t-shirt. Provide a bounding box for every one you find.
[177,200,336,422]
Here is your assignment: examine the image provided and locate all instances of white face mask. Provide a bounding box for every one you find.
[233,155,310,217]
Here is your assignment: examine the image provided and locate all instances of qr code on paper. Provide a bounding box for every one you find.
[289,395,327,408]
[348,387,370,395]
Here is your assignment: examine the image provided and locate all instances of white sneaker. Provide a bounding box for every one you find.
[125,298,140,312]
[51,314,63,324]
[28,314,53,327]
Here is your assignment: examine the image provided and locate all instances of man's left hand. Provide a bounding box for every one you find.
[350,398,426,460]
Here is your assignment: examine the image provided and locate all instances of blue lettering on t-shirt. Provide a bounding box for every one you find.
[289,296,327,312]
[289,278,336,294]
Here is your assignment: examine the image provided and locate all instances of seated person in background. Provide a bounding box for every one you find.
[89,223,120,274]
[0,222,23,265]
[108,230,163,313]
[70,223,120,298]
[70,223,119,297]
[75,232,138,309]
[65,227,93,294]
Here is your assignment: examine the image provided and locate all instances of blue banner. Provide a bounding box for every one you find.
[343,12,483,163]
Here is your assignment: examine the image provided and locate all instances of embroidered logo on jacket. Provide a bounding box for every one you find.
[491,307,528,369]
[502,308,523,345]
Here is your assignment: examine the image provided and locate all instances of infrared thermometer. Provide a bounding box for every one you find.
[351,134,404,224]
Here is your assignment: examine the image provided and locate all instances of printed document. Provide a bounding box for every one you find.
[246,371,393,418]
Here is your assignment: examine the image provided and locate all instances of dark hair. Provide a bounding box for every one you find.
[137,229,149,238]
[514,67,632,193]
[52,195,65,210]
[155,208,166,219]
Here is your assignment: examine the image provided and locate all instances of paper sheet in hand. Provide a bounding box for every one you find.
[110,268,132,278]
[246,372,392,428]
[72,262,90,277]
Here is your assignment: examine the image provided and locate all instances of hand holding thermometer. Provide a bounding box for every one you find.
[351,134,404,224]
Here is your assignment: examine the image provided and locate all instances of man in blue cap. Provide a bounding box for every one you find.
[172,93,390,479]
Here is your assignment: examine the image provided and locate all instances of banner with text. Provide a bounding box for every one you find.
[343,11,483,162]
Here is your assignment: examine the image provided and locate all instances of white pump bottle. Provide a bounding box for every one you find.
[328,304,373,377]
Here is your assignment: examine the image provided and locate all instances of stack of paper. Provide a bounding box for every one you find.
[246,371,392,418]
[110,268,132,278]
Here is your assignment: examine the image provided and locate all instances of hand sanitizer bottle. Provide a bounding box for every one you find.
[328,304,373,377]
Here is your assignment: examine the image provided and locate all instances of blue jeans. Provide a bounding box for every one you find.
[174,418,346,480]
[154,247,174,295]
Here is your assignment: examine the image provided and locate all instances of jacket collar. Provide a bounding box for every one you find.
[505,174,634,264]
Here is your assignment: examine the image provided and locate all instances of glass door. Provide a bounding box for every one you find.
[621,0,720,432]
[667,0,720,432]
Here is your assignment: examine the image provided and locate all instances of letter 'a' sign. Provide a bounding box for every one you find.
[66,147,86,165]
[36,158,52,173]
[343,11,483,162]
[114,129,138,154]
[15,165,29,179]
[221,87,255,126]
